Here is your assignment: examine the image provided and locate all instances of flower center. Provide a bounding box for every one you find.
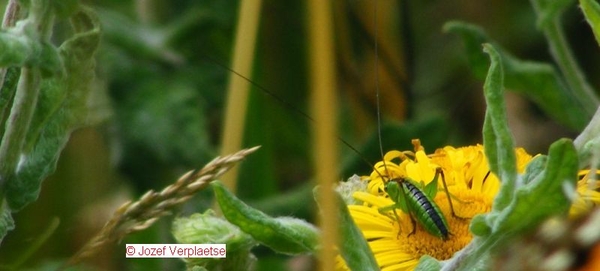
[395,189,491,260]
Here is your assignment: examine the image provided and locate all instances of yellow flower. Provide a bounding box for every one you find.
[339,139,600,270]
[571,169,600,218]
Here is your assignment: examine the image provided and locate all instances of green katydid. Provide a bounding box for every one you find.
[378,168,460,240]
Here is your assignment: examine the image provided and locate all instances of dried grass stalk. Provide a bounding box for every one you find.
[65,146,260,267]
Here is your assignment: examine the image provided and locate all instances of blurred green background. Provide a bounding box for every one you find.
[0,0,597,270]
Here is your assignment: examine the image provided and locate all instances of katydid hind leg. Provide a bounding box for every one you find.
[438,168,471,219]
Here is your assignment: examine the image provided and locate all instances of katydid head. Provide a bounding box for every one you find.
[382,178,410,214]
[384,179,402,198]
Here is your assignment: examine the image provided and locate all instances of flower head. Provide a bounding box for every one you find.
[339,140,600,270]
[339,140,536,270]
[571,169,600,218]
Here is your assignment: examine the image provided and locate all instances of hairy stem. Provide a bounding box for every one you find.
[0,0,22,115]
[530,0,599,116]
[0,68,41,197]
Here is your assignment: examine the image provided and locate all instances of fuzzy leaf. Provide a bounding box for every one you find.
[172,210,257,270]
[469,215,491,237]
[212,181,320,255]
[0,21,62,74]
[577,135,600,168]
[520,155,546,186]
[481,44,517,212]
[329,189,379,271]
[580,0,600,47]
[0,201,14,241]
[415,255,441,271]
[493,139,577,234]
[452,139,578,270]
[444,21,588,130]
[5,8,100,210]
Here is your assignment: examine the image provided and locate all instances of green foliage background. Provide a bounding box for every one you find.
[0,0,598,270]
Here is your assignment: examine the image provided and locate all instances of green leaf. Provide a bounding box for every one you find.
[452,139,578,270]
[424,171,439,199]
[0,21,63,74]
[172,210,257,270]
[5,7,100,210]
[580,0,600,46]
[577,135,600,168]
[469,215,491,237]
[481,44,517,211]
[415,255,441,271]
[574,108,600,168]
[444,21,589,130]
[492,138,577,234]
[249,182,315,219]
[173,211,256,252]
[212,181,320,255]
[0,200,14,242]
[330,189,379,271]
[520,155,546,185]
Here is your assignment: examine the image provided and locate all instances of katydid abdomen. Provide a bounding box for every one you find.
[400,179,450,240]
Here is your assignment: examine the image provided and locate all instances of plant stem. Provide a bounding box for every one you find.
[0,0,21,113]
[0,68,41,196]
[1,0,19,28]
[219,0,262,193]
[574,105,600,168]
[307,0,338,270]
[0,0,51,199]
[575,106,600,149]
[530,0,599,116]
